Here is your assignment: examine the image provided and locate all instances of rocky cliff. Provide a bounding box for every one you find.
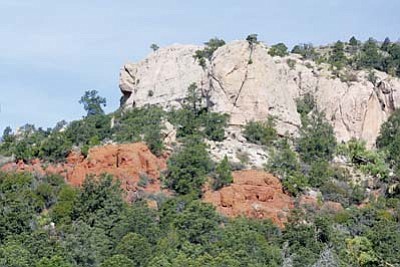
[120,40,400,147]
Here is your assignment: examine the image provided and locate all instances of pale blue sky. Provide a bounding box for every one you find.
[0,0,399,133]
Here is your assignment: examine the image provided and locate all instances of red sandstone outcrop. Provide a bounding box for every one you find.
[1,143,167,197]
[203,170,294,228]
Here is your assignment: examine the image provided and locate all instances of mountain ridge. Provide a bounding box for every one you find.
[119,39,400,148]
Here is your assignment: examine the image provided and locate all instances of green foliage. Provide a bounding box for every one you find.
[0,168,400,267]
[39,132,72,162]
[0,172,44,241]
[168,83,228,141]
[166,135,213,196]
[194,38,225,68]
[116,233,151,266]
[268,43,289,57]
[291,43,319,60]
[113,106,165,156]
[110,203,160,244]
[199,112,228,141]
[286,58,296,69]
[296,92,315,124]
[36,256,72,267]
[246,34,258,46]
[346,236,378,266]
[101,255,134,267]
[213,155,233,190]
[51,185,78,225]
[266,138,308,195]
[381,37,391,51]
[283,222,325,267]
[297,111,337,164]
[64,113,112,149]
[72,174,125,233]
[308,160,333,187]
[0,243,32,267]
[61,221,112,267]
[338,138,389,180]
[243,117,277,146]
[79,90,107,117]
[329,40,347,69]
[211,218,282,266]
[356,38,384,71]
[349,36,359,47]
[150,43,159,52]
[160,198,221,244]
[377,109,400,174]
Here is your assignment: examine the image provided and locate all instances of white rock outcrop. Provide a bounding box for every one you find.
[120,40,400,148]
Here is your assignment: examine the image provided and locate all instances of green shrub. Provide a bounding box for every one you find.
[79,90,107,117]
[268,43,289,57]
[286,59,296,69]
[296,93,315,124]
[266,138,308,195]
[296,111,337,164]
[356,38,385,71]
[329,40,347,69]
[246,34,259,46]
[199,112,229,141]
[308,160,333,187]
[194,38,225,68]
[377,109,400,174]
[113,106,165,156]
[166,135,213,196]
[338,138,389,180]
[213,155,233,190]
[65,114,112,147]
[116,233,151,267]
[168,83,228,141]
[291,43,320,60]
[243,117,277,146]
[39,132,72,162]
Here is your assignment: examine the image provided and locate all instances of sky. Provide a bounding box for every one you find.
[0,0,399,133]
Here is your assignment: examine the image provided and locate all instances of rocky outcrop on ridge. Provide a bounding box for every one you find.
[120,40,400,147]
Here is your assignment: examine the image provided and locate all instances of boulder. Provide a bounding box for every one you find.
[203,170,294,228]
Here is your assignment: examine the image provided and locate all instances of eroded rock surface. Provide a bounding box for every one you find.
[1,143,167,199]
[120,40,400,147]
[203,170,294,227]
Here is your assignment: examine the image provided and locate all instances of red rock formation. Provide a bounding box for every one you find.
[1,143,167,198]
[203,170,294,228]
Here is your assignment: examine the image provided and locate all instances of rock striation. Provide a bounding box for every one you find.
[120,40,400,147]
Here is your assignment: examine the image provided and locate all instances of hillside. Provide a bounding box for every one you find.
[1,35,400,266]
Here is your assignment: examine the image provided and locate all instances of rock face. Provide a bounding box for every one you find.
[1,143,168,200]
[203,170,294,227]
[120,40,400,147]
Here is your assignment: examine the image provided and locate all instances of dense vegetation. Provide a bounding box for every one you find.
[0,86,228,162]
[1,169,400,266]
[2,36,400,266]
[290,36,400,78]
